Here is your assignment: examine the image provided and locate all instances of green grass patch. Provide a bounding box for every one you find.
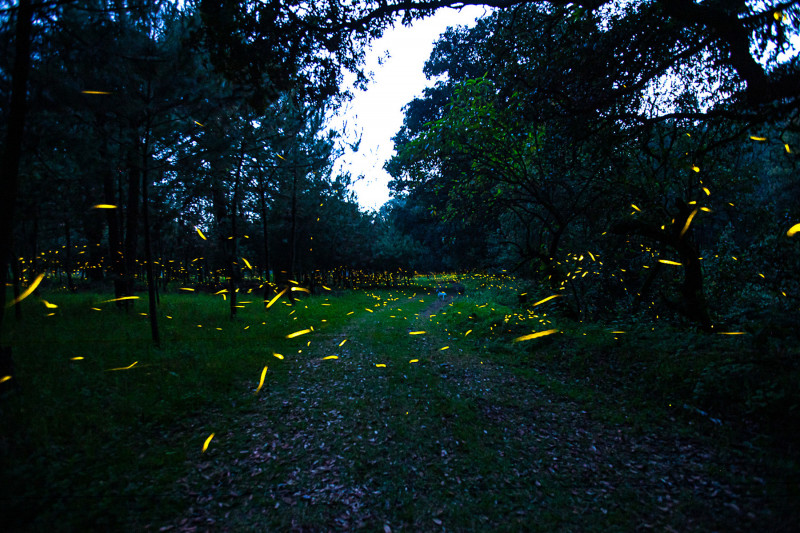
[1,277,798,531]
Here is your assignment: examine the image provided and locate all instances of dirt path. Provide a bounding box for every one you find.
[161,292,785,532]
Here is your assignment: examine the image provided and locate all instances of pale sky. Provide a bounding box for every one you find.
[331,5,490,212]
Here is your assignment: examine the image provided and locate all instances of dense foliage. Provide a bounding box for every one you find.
[387,1,800,331]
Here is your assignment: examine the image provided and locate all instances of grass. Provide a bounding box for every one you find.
[1,276,798,531]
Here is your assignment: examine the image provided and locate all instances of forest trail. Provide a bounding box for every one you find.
[163,291,777,532]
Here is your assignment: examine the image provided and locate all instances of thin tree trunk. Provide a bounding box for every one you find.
[103,162,125,300]
[10,245,22,321]
[64,218,75,292]
[258,174,271,283]
[229,140,245,319]
[141,134,160,346]
[124,151,141,302]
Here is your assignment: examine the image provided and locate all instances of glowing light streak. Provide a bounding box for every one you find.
[272,353,284,360]
[409,331,426,335]
[254,366,268,394]
[107,361,138,371]
[465,329,472,336]
[0,375,11,384]
[631,204,641,212]
[513,329,559,342]
[202,433,215,453]
[91,204,117,209]
[532,294,561,307]
[658,259,682,266]
[322,355,338,360]
[787,223,800,237]
[339,339,347,347]
[750,136,767,141]
[43,300,58,309]
[7,273,44,307]
[70,357,84,360]
[439,346,450,351]
[286,328,311,339]
[241,257,253,270]
[265,288,287,309]
[195,227,207,240]
[679,209,698,238]
[375,363,386,367]
[81,90,111,94]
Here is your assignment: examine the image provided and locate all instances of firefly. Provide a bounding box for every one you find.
[254,366,268,395]
[513,329,559,342]
[202,433,215,453]
[7,273,44,307]
[286,328,311,339]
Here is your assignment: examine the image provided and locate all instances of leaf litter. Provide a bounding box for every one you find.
[161,292,791,532]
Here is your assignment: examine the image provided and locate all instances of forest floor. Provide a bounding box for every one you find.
[1,284,798,531]
[161,295,796,532]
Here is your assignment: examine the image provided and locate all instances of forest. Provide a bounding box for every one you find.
[1,1,799,531]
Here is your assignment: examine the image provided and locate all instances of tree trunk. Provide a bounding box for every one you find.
[229,141,245,319]
[64,218,75,292]
[103,162,126,300]
[0,0,34,336]
[10,245,22,321]
[258,173,271,283]
[124,151,141,301]
[140,135,160,346]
